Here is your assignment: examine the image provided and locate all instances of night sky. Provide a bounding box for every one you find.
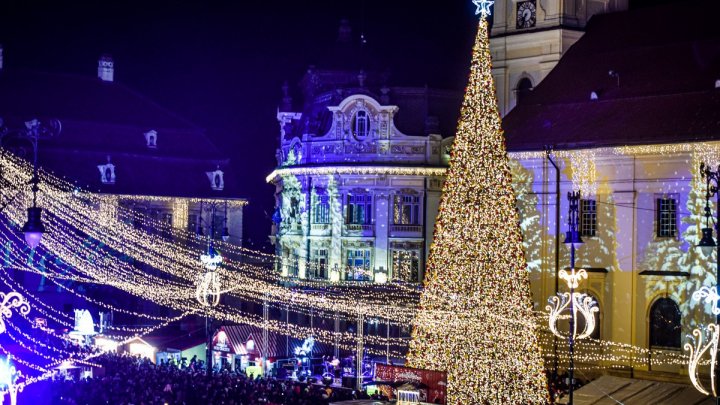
[0,0,685,251]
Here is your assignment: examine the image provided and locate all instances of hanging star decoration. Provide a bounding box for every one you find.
[472,0,494,18]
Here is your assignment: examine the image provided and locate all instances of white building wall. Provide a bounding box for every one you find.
[510,144,718,377]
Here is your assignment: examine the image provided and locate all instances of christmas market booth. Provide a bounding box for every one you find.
[211,326,265,374]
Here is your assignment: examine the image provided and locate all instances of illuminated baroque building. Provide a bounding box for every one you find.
[267,21,461,283]
[498,1,720,379]
[271,3,719,381]
[0,51,246,315]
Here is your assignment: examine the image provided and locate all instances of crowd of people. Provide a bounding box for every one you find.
[23,353,369,405]
[546,370,584,403]
[18,352,576,404]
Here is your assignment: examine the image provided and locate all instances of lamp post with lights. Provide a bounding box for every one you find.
[195,201,226,377]
[0,118,61,249]
[687,163,720,404]
[546,191,599,405]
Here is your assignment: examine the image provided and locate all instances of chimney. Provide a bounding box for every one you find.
[280,81,292,111]
[98,54,114,82]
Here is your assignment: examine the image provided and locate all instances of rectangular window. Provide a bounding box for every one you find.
[311,249,328,279]
[211,213,224,240]
[580,199,596,237]
[346,194,372,224]
[288,254,299,278]
[656,197,678,238]
[313,194,331,224]
[393,194,421,225]
[160,212,174,239]
[188,214,199,233]
[392,250,420,282]
[346,249,371,281]
[289,197,299,219]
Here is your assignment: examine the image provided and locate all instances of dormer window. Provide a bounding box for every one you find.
[352,110,370,140]
[144,130,157,148]
[206,167,224,191]
[97,156,116,185]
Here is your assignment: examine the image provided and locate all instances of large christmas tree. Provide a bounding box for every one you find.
[405,9,549,404]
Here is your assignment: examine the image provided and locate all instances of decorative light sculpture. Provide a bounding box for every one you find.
[196,267,221,307]
[472,0,494,18]
[0,292,30,335]
[195,203,224,377]
[0,356,20,405]
[546,269,599,340]
[686,286,720,396]
[197,242,222,307]
[687,162,720,400]
[545,191,598,404]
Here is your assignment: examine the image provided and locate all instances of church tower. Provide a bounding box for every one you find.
[490,0,628,116]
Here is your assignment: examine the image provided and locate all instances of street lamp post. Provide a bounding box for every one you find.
[564,191,583,405]
[690,163,720,404]
[196,202,225,377]
[0,118,61,249]
[546,191,598,405]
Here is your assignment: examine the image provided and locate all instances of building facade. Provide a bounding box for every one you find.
[268,63,459,284]
[500,1,720,378]
[489,0,627,116]
[0,50,247,317]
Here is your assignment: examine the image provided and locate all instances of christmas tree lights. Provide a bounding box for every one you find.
[405,15,548,404]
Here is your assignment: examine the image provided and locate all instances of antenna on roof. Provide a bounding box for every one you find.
[359,0,368,72]
[608,70,620,87]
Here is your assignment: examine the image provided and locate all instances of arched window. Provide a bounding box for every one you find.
[575,294,601,340]
[649,297,681,349]
[516,77,533,105]
[353,110,370,140]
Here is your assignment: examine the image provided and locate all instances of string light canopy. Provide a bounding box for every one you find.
[0,119,61,249]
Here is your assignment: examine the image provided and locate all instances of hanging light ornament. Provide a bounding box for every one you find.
[0,292,30,335]
[546,269,599,340]
[196,244,222,307]
[686,286,720,396]
[196,200,223,307]
[195,269,220,307]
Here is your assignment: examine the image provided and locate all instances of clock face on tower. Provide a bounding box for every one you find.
[516,0,537,29]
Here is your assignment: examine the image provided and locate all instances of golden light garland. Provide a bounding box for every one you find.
[0,123,714,391]
[266,166,447,184]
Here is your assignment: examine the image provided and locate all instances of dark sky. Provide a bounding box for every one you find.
[0,0,682,251]
[0,0,478,251]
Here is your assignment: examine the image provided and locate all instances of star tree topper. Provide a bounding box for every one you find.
[472,0,494,19]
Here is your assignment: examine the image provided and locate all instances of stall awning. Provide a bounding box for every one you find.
[212,327,247,355]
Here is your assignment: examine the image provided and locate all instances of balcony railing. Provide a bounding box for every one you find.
[390,224,422,233]
[310,223,331,232]
[345,224,374,232]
